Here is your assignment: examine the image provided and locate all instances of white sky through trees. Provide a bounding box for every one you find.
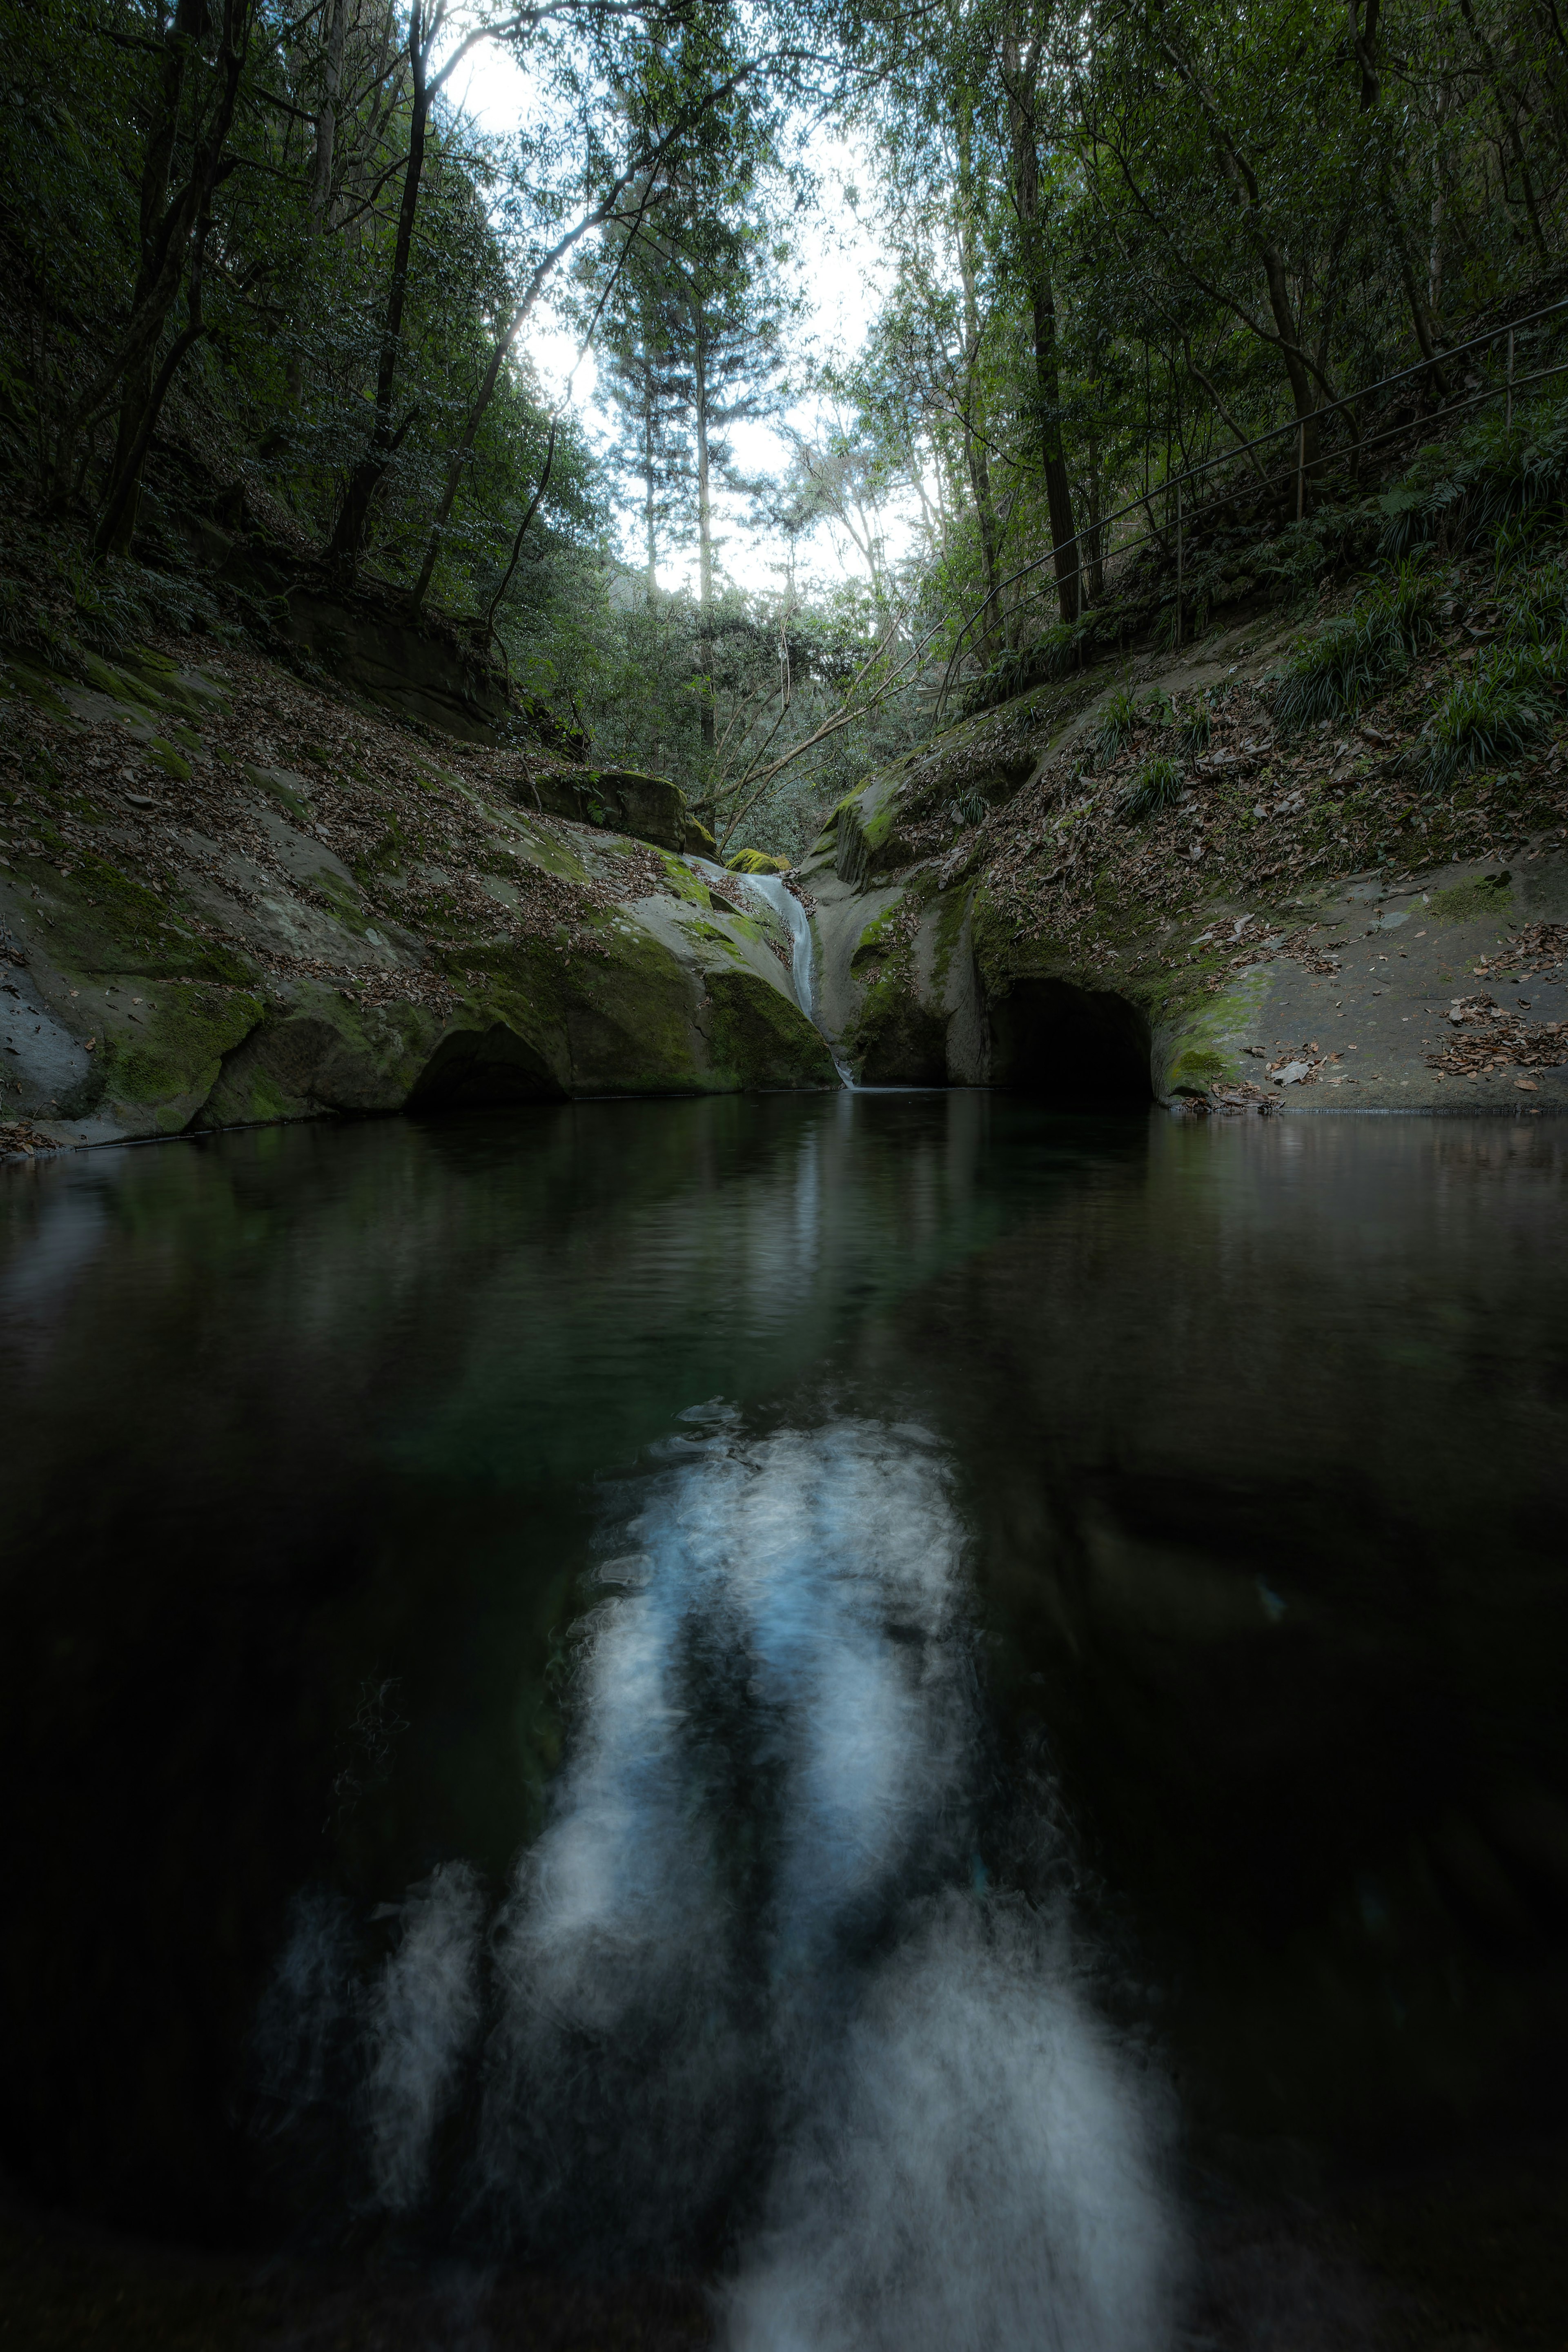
[453,45,915,598]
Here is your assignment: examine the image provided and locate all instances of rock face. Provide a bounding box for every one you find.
[800,619,1568,1111]
[0,644,834,1148]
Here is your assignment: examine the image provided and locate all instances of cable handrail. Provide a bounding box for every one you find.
[931,291,1568,722]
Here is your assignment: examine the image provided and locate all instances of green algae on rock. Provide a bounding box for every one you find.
[0,641,834,1147]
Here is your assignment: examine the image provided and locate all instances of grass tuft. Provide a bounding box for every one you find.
[1378,399,1568,562]
[1176,697,1212,755]
[1120,754,1183,822]
[1272,559,1439,729]
[1420,644,1559,789]
[1096,686,1141,759]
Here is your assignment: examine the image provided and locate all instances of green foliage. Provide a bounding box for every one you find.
[1096,686,1142,759]
[1420,644,1561,788]
[1273,560,1441,728]
[1176,697,1213,755]
[1120,754,1183,822]
[1378,400,1568,563]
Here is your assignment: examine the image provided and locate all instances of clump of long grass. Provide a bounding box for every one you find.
[1096,685,1141,759]
[1176,696,1213,755]
[1502,562,1568,648]
[1272,616,1383,727]
[1120,754,1183,822]
[1359,559,1440,657]
[1272,559,1439,729]
[1420,643,1560,788]
[1379,401,1568,561]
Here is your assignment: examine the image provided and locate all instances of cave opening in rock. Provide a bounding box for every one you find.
[988,979,1154,1104]
[408,1022,567,1109]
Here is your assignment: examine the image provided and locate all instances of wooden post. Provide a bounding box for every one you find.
[1507,327,1515,427]
[1175,480,1183,651]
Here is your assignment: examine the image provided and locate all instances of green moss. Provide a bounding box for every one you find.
[96,982,264,1126]
[446,925,699,1095]
[656,852,713,907]
[727,847,791,875]
[1167,1045,1227,1092]
[1157,964,1270,1097]
[47,854,257,985]
[82,650,160,709]
[243,764,311,824]
[930,885,972,998]
[684,918,748,958]
[309,870,376,934]
[860,788,899,852]
[851,904,903,969]
[2,659,74,721]
[705,969,836,1089]
[354,817,412,882]
[201,986,442,1125]
[122,646,227,716]
[146,738,192,784]
[1428,871,1513,923]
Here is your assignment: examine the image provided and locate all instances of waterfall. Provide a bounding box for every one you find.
[729,872,818,1025]
[689,858,853,1087]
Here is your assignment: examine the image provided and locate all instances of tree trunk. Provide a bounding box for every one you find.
[310,0,347,227]
[1150,21,1327,469]
[694,303,715,778]
[92,0,247,554]
[328,0,433,568]
[1085,422,1104,602]
[956,107,1007,657]
[1001,34,1080,622]
[643,351,658,597]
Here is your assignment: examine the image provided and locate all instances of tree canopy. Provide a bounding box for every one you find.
[2,0,1563,855]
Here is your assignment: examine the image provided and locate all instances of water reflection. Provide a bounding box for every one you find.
[265,1414,1178,2346]
[5,1096,1568,2338]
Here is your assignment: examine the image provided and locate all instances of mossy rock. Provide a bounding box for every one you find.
[846,981,949,1085]
[97,982,266,1131]
[704,969,837,1090]
[726,848,792,875]
[202,989,441,1125]
[1428,870,1512,924]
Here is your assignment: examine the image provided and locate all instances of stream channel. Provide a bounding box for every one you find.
[2,1096,1568,2348]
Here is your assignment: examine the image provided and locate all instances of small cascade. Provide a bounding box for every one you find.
[689,859,853,1086]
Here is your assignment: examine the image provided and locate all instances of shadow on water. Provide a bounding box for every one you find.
[3,1096,1568,2345]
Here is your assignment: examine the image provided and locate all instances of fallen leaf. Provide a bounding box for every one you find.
[1516,1079,1538,1091]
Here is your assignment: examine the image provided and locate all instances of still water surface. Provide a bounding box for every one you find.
[3,1097,1567,2343]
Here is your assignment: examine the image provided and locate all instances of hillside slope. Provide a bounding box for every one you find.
[805,581,1568,1114]
[0,637,833,1151]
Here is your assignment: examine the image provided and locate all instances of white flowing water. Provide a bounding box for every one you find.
[731,872,819,1027]
[688,858,855,1087]
[260,1417,1182,2347]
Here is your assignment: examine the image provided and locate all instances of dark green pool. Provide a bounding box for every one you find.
[3,1098,1567,2346]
